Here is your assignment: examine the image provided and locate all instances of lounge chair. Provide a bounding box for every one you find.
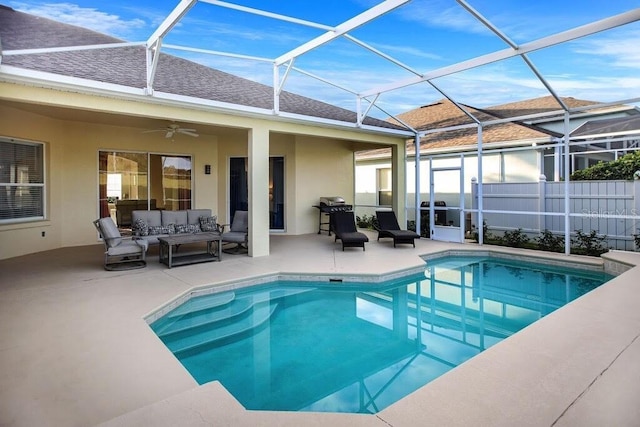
[93,217,148,270]
[375,210,420,247]
[330,211,369,251]
[221,210,248,254]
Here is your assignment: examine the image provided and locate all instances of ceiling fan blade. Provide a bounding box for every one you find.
[178,130,199,137]
[141,129,164,133]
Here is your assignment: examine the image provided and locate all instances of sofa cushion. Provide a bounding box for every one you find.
[199,215,218,232]
[162,210,188,226]
[188,209,212,225]
[132,210,162,227]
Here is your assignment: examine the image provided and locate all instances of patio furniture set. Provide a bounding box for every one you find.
[94,208,416,270]
[93,209,248,270]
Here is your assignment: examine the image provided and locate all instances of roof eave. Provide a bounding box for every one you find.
[0,65,414,138]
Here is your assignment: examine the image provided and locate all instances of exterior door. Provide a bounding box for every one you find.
[229,156,284,230]
[429,164,465,243]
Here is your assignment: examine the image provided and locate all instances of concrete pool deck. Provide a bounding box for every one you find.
[0,232,638,426]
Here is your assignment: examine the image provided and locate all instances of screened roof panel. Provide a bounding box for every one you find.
[2,0,639,131]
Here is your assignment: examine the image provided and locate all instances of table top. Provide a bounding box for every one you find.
[157,232,222,245]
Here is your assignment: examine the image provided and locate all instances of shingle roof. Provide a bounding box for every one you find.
[0,6,402,131]
[572,115,640,137]
[385,99,556,155]
[482,95,598,118]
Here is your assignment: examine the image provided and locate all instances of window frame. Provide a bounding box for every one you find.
[0,137,46,224]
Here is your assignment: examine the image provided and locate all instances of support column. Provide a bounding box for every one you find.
[563,112,571,255]
[477,125,484,245]
[248,125,270,257]
[414,134,421,236]
[391,141,407,226]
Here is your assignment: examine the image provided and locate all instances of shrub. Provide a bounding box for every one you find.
[355,214,377,230]
[571,230,608,256]
[633,230,640,251]
[535,230,565,253]
[570,150,640,181]
[503,228,530,248]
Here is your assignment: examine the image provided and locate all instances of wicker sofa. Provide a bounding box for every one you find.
[131,209,219,245]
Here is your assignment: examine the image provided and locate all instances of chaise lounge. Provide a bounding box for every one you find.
[330,210,369,251]
[375,210,420,247]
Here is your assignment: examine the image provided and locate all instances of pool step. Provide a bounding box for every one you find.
[167,292,236,318]
[154,287,314,352]
[166,301,277,357]
[156,296,257,339]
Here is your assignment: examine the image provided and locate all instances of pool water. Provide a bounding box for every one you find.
[149,256,613,414]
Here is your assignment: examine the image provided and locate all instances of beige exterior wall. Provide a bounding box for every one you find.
[0,84,406,260]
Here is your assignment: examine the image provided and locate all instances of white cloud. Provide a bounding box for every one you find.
[10,2,147,39]
[573,29,640,69]
[395,0,489,35]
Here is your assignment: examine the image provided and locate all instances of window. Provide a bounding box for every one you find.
[98,151,192,229]
[377,167,392,206]
[0,139,45,222]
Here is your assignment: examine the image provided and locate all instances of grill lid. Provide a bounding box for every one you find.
[320,196,345,206]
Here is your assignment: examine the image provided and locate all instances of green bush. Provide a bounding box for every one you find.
[570,151,640,180]
[633,230,640,251]
[355,214,377,230]
[535,230,565,253]
[571,230,608,256]
[503,228,530,248]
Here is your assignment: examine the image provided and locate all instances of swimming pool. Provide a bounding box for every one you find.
[149,255,613,414]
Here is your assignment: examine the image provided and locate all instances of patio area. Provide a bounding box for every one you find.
[0,232,639,427]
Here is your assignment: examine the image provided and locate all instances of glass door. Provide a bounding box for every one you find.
[230,156,284,230]
[429,165,464,243]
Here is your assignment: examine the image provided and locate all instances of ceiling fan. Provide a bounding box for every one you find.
[143,123,199,138]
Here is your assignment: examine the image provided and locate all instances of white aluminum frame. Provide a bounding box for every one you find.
[2,1,640,253]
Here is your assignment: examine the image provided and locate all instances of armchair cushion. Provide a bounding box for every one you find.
[97,217,122,248]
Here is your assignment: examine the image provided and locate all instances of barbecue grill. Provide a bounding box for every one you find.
[313,196,353,235]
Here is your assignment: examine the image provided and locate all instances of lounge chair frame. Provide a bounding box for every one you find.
[330,211,369,251]
[375,210,420,247]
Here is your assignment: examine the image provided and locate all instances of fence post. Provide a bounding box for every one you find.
[634,178,640,241]
[539,174,547,234]
[471,177,478,232]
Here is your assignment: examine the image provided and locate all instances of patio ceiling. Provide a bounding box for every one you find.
[2,1,640,136]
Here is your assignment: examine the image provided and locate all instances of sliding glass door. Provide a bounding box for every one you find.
[229,156,284,231]
[99,151,192,229]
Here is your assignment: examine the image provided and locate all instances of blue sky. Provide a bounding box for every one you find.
[8,0,640,117]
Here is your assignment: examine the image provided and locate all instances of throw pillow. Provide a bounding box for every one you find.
[148,224,175,235]
[199,215,218,232]
[133,218,149,236]
[175,223,201,234]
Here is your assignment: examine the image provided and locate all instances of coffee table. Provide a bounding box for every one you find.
[158,232,222,268]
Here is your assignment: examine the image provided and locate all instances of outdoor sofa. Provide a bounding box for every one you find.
[131,209,220,245]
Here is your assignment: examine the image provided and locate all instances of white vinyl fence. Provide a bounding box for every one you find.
[472,177,640,251]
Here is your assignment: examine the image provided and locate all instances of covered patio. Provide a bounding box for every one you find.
[1,235,639,426]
